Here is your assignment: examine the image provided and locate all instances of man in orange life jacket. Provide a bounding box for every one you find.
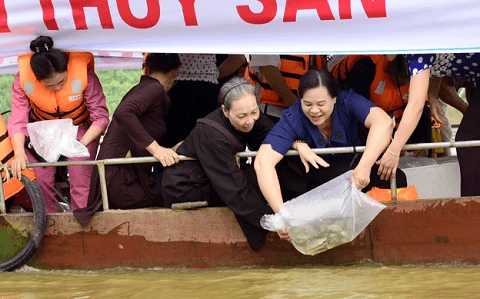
[330,54,433,146]
[246,55,326,122]
[9,36,109,213]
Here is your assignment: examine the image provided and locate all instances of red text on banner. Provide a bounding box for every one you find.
[0,1,9,33]
[117,0,160,28]
[237,0,387,24]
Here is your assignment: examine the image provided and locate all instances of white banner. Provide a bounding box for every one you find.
[0,0,479,58]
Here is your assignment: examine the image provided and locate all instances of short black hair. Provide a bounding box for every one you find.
[145,53,181,73]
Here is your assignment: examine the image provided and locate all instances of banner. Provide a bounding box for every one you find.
[0,0,479,58]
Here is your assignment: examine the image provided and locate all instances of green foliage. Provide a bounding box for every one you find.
[0,69,142,117]
[96,69,142,116]
[0,74,14,113]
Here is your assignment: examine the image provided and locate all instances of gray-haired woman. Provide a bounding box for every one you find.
[161,77,274,250]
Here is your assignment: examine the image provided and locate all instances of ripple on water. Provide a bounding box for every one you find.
[1,263,480,298]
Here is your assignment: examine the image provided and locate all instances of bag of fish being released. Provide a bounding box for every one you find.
[260,170,386,255]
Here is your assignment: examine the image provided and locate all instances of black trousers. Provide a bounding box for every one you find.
[162,163,272,251]
[164,80,220,147]
[455,86,480,196]
[276,156,408,201]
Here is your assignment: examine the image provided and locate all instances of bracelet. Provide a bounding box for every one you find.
[386,148,400,157]
[291,140,305,150]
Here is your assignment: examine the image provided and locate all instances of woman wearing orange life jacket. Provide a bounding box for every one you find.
[8,36,110,213]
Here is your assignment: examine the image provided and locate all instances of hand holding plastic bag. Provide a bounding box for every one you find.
[260,171,386,255]
[27,119,90,162]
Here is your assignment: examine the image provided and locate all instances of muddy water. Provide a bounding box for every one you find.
[1,264,479,298]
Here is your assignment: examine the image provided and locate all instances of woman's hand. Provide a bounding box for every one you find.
[376,148,400,181]
[153,146,179,167]
[11,152,29,180]
[277,230,292,242]
[296,143,329,173]
[351,165,371,190]
[429,96,448,125]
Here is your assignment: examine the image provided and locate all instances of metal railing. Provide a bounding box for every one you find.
[1,139,480,215]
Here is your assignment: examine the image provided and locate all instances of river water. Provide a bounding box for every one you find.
[1,263,479,298]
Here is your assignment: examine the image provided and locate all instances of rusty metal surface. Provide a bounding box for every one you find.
[1,198,480,270]
[370,197,480,265]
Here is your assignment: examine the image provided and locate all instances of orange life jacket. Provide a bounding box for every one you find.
[366,185,419,203]
[18,52,94,126]
[330,55,410,127]
[246,55,325,107]
[0,117,36,201]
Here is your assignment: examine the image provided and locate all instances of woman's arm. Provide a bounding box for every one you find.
[9,73,31,179]
[81,70,110,146]
[437,77,468,116]
[353,107,393,188]
[146,140,179,167]
[259,65,298,106]
[79,125,104,147]
[254,144,285,213]
[377,69,430,180]
[10,133,28,180]
[427,77,447,125]
[218,55,247,79]
[390,70,429,153]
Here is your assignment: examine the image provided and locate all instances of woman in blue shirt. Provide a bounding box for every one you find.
[254,69,404,218]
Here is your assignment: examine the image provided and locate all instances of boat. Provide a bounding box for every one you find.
[1,1,480,270]
[1,193,479,270]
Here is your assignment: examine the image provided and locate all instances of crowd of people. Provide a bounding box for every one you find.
[6,36,479,250]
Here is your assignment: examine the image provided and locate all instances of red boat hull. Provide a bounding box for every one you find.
[2,197,480,269]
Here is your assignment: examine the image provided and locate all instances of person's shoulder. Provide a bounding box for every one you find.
[337,89,355,102]
[275,100,305,131]
[406,53,437,65]
[203,108,223,121]
[338,89,372,107]
[196,109,231,135]
[282,100,302,117]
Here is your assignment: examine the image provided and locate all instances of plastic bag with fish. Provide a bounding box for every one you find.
[260,170,386,255]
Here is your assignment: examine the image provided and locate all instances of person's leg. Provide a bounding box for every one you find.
[24,150,57,213]
[107,165,163,209]
[455,86,480,196]
[67,127,99,211]
[306,160,352,191]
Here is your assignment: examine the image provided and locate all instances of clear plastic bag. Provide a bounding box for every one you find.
[27,119,90,162]
[260,170,386,255]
